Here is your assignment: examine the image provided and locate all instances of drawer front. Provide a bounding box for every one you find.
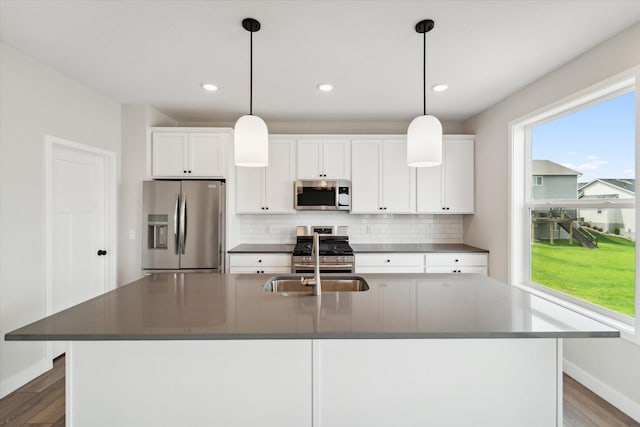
[229,254,291,267]
[355,265,424,274]
[425,266,488,275]
[229,266,292,274]
[355,253,424,267]
[424,253,487,267]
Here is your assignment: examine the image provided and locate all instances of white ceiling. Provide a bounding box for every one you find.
[1,1,639,124]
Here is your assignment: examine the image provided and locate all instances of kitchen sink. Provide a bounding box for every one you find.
[264,276,369,293]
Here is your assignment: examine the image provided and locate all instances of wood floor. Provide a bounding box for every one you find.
[1,355,638,426]
[0,356,65,427]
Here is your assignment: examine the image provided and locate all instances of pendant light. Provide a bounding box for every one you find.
[407,19,442,167]
[234,18,269,167]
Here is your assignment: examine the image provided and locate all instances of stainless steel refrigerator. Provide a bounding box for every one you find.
[143,180,225,272]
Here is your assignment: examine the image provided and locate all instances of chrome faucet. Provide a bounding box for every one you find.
[301,232,322,296]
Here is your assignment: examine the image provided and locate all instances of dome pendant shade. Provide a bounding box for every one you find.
[234,114,268,167]
[407,18,442,167]
[407,115,442,167]
[234,17,268,168]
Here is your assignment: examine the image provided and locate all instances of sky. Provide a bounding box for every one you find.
[532,91,636,183]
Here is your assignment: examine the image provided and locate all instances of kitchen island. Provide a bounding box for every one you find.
[6,273,618,427]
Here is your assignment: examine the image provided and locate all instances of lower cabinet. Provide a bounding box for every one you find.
[355,252,488,275]
[71,338,558,427]
[424,253,488,274]
[229,254,291,274]
[355,253,423,273]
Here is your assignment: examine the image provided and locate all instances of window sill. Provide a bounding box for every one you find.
[513,282,638,345]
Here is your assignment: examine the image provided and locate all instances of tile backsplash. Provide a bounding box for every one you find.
[239,213,463,244]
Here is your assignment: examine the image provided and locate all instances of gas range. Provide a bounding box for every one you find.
[292,226,355,274]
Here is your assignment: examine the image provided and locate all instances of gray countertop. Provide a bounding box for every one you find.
[349,243,488,253]
[5,273,618,341]
[227,243,487,254]
[227,244,295,253]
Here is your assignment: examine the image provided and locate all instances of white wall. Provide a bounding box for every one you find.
[462,23,640,418]
[238,213,463,244]
[118,105,177,285]
[177,120,465,135]
[0,43,122,397]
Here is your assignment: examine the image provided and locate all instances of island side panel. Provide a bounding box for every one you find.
[67,340,313,427]
[318,338,559,427]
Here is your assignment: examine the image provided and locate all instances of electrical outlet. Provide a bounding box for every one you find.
[129,229,135,240]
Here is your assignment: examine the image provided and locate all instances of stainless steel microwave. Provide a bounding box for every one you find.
[294,180,350,211]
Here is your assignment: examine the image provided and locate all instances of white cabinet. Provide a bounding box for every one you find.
[355,253,423,273]
[296,138,350,180]
[151,130,228,177]
[417,136,474,213]
[236,138,296,214]
[229,254,292,274]
[424,252,488,275]
[351,138,416,213]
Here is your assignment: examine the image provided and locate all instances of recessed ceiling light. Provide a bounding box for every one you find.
[201,83,219,92]
[432,84,448,92]
[317,83,333,92]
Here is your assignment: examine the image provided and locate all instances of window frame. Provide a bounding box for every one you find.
[509,69,639,342]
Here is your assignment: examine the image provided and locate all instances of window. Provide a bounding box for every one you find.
[510,75,638,332]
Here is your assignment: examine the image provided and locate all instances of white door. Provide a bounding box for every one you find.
[296,139,323,179]
[48,138,115,357]
[266,139,296,213]
[381,139,415,213]
[322,139,351,180]
[443,139,475,213]
[351,140,381,213]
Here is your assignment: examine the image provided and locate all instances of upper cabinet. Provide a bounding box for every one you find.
[236,138,296,214]
[417,136,474,214]
[351,138,416,214]
[151,129,229,178]
[296,138,351,180]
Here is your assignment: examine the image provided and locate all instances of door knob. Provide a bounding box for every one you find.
[97,249,107,256]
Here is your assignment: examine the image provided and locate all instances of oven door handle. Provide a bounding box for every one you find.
[293,263,354,269]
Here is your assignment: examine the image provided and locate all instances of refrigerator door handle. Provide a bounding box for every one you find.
[174,193,180,255]
[180,193,187,255]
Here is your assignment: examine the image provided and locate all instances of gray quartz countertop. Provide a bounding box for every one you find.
[349,243,488,253]
[6,273,618,341]
[227,244,295,253]
[227,243,487,254]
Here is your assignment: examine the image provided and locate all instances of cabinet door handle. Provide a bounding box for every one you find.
[386,259,391,263]
[258,259,262,263]
[183,170,187,173]
[454,259,459,262]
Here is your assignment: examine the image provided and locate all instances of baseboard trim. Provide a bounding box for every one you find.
[0,358,52,398]
[564,359,640,422]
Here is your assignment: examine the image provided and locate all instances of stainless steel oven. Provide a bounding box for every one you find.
[292,256,354,274]
[291,225,354,273]
[294,180,350,211]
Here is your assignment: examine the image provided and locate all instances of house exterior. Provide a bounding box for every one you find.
[531,160,581,241]
[531,160,581,200]
[578,179,636,239]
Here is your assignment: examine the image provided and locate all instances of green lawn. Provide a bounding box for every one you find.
[531,231,636,317]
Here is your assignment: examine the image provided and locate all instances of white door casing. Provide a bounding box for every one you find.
[45,136,116,358]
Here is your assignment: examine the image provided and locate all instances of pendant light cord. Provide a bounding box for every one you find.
[423,31,426,116]
[249,30,253,116]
